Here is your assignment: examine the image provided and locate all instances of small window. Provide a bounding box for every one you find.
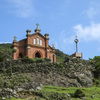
[40,40,42,46]
[34,39,36,44]
[37,38,39,45]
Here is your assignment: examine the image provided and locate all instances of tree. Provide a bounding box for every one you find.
[0,47,16,75]
[91,56,100,79]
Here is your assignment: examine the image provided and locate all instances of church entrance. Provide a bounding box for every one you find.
[35,52,41,58]
[19,53,23,58]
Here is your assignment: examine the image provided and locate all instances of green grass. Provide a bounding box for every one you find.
[41,85,100,100]
[5,98,24,100]
[1,86,100,100]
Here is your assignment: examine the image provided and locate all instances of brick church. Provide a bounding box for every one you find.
[12,23,56,62]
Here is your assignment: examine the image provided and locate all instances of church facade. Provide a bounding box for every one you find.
[12,23,56,62]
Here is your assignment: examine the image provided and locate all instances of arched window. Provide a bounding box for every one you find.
[33,39,36,44]
[40,40,42,46]
[37,38,39,45]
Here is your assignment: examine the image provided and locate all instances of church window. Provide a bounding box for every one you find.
[37,35,39,38]
[40,40,42,46]
[37,38,39,45]
[34,39,36,44]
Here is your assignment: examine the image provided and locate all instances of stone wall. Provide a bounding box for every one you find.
[0,59,94,88]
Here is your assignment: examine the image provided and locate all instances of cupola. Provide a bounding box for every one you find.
[34,23,41,33]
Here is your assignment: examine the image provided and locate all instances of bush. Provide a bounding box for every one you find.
[64,56,70,62]
[93,79,100,86]
[21,58,35,63]
[24,55,29,58]
[35,58,45,63]
[44,58,51,62]
[74,89,85,98]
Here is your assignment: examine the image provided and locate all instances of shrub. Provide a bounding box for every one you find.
[93,79,100,86]
[44,58,51,62]
[64,56,70,62]
[74,89,85,98]
[35,58,45,63]
[24,55,29,58]
[21,58,35,63]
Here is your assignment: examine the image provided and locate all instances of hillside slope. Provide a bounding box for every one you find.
[0,43,96,100]
[0,58,94,89]
[0,43,12,48]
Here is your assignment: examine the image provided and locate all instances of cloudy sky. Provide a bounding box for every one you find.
[0,0,100,59]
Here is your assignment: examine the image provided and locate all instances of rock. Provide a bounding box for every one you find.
[91,94,94,99]
[0,88,18,98]
[29,88,34,91]
[0,58,94,89]
[36,84,43,91]
[17,88,24,91]
[81,97,86,100]
[67,93,70,97]
[2,97,6,100]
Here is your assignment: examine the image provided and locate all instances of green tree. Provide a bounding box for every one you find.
[0,47,16,75]
[91,56,100,79]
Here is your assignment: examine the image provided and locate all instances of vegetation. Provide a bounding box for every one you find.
[0,43,12,48]
[55,49,70,63]
[74,89,85,98]
[90,56,100,78]
[90,56,100,86]
[1,44,100,100]
[1,86,100,100]
[41,86,100,100]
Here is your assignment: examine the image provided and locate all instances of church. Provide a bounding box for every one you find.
[12,23,56,63]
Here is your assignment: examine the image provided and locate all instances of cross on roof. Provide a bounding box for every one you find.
[14,36,17,40]
[36,23,39,28]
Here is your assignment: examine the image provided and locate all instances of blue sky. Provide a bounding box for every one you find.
[0,0,100,59]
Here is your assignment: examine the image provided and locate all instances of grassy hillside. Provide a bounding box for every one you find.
[0,43,12,48]
[3,86,100,100]
[0,43,99,100]
[55,49,70,63]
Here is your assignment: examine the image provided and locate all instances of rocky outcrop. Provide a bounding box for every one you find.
[0,58,94,90]
[0,88,18,99]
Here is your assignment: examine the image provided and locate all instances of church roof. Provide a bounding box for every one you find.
[30,32,46,39]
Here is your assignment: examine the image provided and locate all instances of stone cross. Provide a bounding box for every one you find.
[75,35,77,39]
[52,44,55,48]
[14,36,17,41]
[36,23,39,28]
[74,35,79,52]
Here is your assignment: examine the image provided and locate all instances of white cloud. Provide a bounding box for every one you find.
[73,23,100,42]
[6,0,34,18]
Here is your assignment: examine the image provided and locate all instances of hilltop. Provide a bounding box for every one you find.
[0,43,98,100]
[0,43,12,48]
[0,44,94,88]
